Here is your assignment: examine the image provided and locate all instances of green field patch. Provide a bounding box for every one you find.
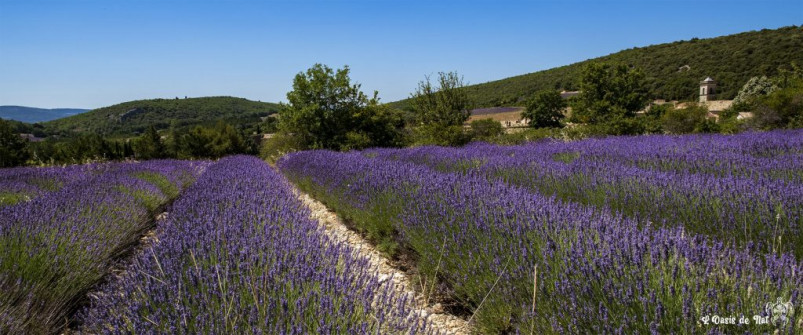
[551,151,581,164]
[133,171,179,199]
[28,177,64,191]
[0,192,29,206]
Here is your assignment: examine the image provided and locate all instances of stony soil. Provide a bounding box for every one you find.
[296,190,471,334]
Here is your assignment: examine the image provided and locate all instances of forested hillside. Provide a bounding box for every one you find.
[44,96,279,136]
[391,26,803,109]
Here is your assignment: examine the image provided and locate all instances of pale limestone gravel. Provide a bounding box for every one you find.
[295,190,472,335]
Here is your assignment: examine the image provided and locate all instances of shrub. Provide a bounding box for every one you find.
[661,104,708,134]
[260,132,306,164]
[523,89,566,128]
[469,118,504,141]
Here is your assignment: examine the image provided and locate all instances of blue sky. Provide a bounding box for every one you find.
[0,0,800,109]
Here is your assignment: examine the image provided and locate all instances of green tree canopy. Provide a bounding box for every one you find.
[747,81,803,130]
[733,76,779,105]
[523,89,566,128]
[134,125,166,160]
[277,64,403,151]
[469,118,503,140]
[183,122,247,159]
[410,71,471,127]
[733,62,803,131]
[570,62,648,124]
[661,104,710,134]
[53,134,121,163]
[408,71,473,146]
[0,119,29,167]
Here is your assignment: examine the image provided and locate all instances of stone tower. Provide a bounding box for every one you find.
[699,77,716,102]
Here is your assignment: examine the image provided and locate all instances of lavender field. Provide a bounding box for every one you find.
[279,130,802,334]
[78,156,429,334]
[0,131,800,334]
[1,157,432,334]
[365,129,803,257]
[0,160,203,333]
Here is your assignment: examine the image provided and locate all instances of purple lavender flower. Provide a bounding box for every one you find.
[279,131,802,333]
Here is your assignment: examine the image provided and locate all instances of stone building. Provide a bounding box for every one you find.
[699,77,717,102]
[669,76,736,120]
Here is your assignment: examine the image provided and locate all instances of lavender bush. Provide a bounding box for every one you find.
[79,156,430,334]
[279,146,802,334]
[0,160,203,334]
[0,164,94,206]
[365,130,803,258]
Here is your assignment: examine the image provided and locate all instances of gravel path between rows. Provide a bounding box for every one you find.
[295,190,471,334]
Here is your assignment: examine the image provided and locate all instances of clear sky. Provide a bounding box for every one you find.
[1,0,800,109]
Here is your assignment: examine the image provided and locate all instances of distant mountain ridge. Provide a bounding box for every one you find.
[390,25,803,110]
[43,96,280,136]
[0,106,89,123]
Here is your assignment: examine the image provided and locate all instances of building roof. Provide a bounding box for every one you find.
[701,77,715,83]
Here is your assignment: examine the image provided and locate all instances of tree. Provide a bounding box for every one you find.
[184,122,247,158]
[134,125,166,160]
[469,118,503,141]
[733,76,779,105]
[776,61,803,90]
[409,71,472,146]
[344,103,405,150]
[641,103,673,133]
[277,64,402,151]
[523,89,566,128]
[660,104,709,134]
[55,134,118,163]
[165,120,182,158]
[570,62,648,125]
[207,122,247,157]
[411,71,471,127]
[747,82,803,130]
[0,119,29,167]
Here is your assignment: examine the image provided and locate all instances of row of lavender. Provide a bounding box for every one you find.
[0,164,97,206]
[550,129,803,182]
[279,149,802,334]
[78,156,430,334]
[365,130,803,258]
[0,160,203,334]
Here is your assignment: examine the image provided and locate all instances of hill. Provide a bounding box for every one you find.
[44,96,280,136]
[0,106,88,123]
[390,26,803,110]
